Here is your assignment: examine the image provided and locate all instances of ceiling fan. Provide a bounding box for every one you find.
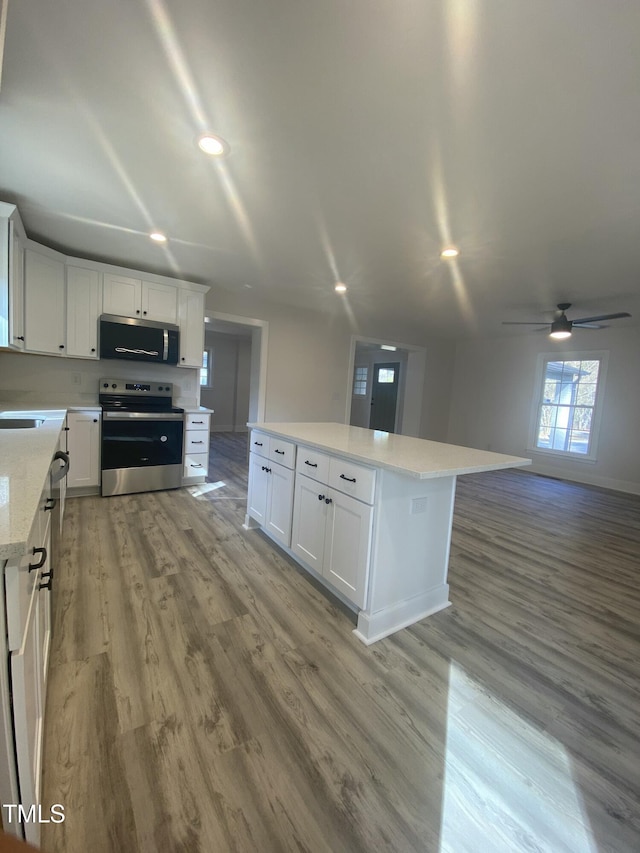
[503,303,632,339]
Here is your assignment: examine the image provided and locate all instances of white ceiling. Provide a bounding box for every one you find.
[0,0,638,339]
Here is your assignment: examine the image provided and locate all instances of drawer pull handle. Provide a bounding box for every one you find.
[192,440,205,444]
[191,463,203,468]
[325,497,333,505]
[318,493,325,501]
[305,460,318,467]
[254,441,263,446]
[192,420,204,424]
[29,547,47,572]
[339,474,357,483]
[274,449,285,455]
[39,569,54,591]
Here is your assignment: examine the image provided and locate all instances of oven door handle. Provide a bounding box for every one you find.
[103,411,185,421]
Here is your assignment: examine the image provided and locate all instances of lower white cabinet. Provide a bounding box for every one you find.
[66,411,101,490]
[291,475,372,608]
[247,451,295,548]
[183,412,210,481]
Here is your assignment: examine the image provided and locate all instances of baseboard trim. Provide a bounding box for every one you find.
[354,585,451,645]
[527,464,640,496]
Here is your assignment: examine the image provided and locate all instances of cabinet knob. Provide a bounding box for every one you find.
[325,497,333,505]
[59,344,65,349]
[91,347,96,352]
[16,336,25,341]
[181,357,185,361]
[93,419,98,423]
[318,494,325,501]
[143,310,147,315]
[136,309,141,314]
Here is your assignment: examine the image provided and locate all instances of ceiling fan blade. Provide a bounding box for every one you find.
[572,323,606,329]
[501,321,550,325]
[572,312,631,324]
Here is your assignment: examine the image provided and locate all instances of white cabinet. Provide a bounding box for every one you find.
[24,248,66,356]
[103,273,178,324]
[178,288,205,368]
[291,473,373,609]
[66,265,102,358]
[183,412,210,482]
[247,432,296,548]
[66,411,101,490]
[4,474,53,847]
[0,201,26,350]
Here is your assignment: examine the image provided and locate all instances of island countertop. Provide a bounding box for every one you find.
[248,422,531,479]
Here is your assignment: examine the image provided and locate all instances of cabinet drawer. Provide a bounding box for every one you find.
[296,447,330,484]
[184,452,208,478]
[268,436,296,469]
[328,457,376,505]
[250,430,269,458]
[186,413,210,431]
[185,430,209,454]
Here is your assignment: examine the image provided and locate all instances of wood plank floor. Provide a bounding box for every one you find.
[40,433,640,852]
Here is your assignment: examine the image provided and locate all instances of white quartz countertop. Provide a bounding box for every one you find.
[0,407,67,559]
[183,406,214,414]
[248,422,531,479]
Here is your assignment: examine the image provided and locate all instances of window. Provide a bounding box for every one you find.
[200,348,213,387]
[353,366,368,396]
[531,353,607,460]
[377,367,396,383]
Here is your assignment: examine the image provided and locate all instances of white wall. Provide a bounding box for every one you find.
[204,285,456,439]
[447,327,640,494]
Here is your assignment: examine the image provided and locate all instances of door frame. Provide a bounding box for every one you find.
[203,311,269,425]
[345,336,427,437]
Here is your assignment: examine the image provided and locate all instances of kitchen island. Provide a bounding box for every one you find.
[245,423,531,644]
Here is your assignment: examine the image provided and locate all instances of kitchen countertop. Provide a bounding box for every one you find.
[0,407,67,559]
[248,422,531,479]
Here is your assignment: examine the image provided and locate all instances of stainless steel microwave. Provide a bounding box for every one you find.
[99,314,180,364]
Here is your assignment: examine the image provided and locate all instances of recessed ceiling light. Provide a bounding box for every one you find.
[335,282,347,294]
[149,232,167,243]
[441,247,459,259]
[197,133,228,156]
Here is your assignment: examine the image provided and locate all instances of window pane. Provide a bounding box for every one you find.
[576,383,596,406]
[378,368,395,383]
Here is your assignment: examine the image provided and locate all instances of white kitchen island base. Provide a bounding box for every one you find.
[244,423,530,645]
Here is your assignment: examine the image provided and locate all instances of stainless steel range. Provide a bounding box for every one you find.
[100,377,184,497]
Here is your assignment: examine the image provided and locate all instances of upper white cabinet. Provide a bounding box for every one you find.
[178,288,205,367]
[0,201,27,350]
[24,248,66,356]
[103,273,178,324]
[66,266,101,359]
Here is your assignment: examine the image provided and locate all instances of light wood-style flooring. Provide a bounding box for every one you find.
[41,433,640,852]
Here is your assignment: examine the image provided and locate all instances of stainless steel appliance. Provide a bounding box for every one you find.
[99,314,180,364]
[100,378,184,497]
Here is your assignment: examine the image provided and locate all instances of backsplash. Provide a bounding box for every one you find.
[0,352,200,408]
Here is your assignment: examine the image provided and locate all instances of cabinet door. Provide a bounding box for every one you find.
[323,488,373,609]
[103,273,142,317]
[66,266,101,358]
[265,463,294,547]
[9,220,25,350]
[247,452,269,524]
[24,249,66,355]
[291,474,328,573]
[67,412,101,488]
[178,289,205,367]
[10,584,44,847]
[141,280,178,324]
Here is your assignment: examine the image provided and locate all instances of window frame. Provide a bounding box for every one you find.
[200,347,214,389]
[528,349,609,463]
[352,365,368,397]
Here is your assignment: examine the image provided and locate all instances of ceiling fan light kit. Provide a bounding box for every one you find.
[503,302,631,339]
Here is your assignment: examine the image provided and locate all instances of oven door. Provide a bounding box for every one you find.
[101,413,184,496]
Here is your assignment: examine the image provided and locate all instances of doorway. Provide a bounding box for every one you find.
[369,362,400,432]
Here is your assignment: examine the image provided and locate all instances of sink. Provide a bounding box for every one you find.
[0,418,45,429]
